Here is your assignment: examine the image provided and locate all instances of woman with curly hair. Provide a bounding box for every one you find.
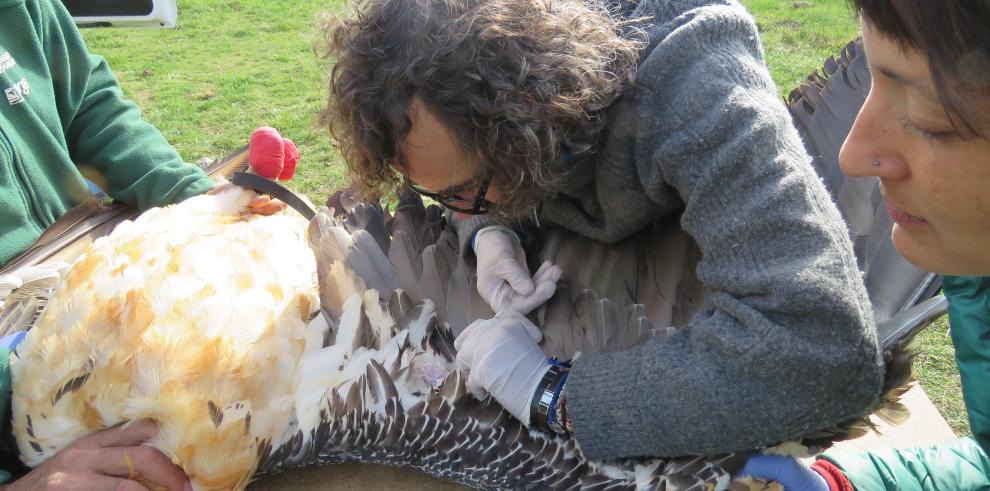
[320,0,883,461]
[741,0,990,489]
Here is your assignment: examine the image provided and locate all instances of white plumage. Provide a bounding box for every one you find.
[10,187,318,490]
[1,185,761,490]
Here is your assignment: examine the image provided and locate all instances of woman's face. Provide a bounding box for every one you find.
[398,98,501,208]
[839,21,990,276]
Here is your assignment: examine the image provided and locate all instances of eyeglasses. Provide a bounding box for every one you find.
[404,176,493,215]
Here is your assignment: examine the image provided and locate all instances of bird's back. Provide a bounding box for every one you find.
[10,188,319,490]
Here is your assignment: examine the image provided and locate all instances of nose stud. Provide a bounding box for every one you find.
[872,160,881,168]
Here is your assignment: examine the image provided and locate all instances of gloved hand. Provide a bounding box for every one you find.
[454,311,551,426]
[738,454,829,491]
[474,225,561,314]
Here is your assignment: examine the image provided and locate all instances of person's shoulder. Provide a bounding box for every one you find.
[0,0,59,22]
[9,0,75,37]
[0,0,51,38]
[630,0,761,83]
[634,0,756,33]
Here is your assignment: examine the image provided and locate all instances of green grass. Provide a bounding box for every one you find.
[741,0,861,97]
[82,0,968,436]
[912,316,971,435]
[82,0,349,200]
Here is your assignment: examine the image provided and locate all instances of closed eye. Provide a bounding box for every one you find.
[900,116,958,142]
[437,180,474,199]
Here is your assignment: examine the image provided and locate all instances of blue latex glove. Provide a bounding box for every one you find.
[0,331,27,350]
[739,454,828,491]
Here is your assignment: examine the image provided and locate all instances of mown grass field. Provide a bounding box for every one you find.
[81,0,968,435]
[81,0,349,199]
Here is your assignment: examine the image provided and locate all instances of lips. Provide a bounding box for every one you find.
[886,202,929,226]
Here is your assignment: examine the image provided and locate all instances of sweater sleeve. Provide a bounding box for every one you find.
[447,211,537,263]
[39,0,214,210]
[448,212,492,261]
[566,1,883,459]
[822,436,990,490]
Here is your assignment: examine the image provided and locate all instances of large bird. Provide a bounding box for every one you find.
[1,185,755,490]
[0,39,948,490]
[9,186,320,490]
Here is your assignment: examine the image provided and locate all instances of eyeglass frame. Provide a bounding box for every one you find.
[404,175,493,215]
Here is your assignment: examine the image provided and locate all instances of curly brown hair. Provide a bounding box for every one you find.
[317,0,645,218]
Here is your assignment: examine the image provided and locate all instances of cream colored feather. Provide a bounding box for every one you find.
[10,187,318,491]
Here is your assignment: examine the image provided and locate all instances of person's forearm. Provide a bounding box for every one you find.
[559,0,879,461]
[45,1,213,210]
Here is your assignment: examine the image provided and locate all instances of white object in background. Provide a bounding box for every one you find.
[64,0,178,29]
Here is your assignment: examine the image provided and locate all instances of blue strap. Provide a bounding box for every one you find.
[545,358,571,428]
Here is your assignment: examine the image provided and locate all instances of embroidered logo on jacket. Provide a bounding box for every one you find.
[0,52,14,74]
[5,78,30,105]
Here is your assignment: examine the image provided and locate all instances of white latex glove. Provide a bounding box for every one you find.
[454,311,551,426]
[474,225,561,315]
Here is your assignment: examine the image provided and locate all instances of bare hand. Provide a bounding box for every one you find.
[3,421,190,491]
[246,194,287,215]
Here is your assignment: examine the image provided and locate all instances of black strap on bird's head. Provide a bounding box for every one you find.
[230,172,316,221]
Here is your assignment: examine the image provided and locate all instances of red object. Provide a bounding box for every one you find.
[278,138,299,180]
[249,126,299,180]
[810,459,855,491]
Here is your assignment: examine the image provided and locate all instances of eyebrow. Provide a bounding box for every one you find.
[437,178,474,197]
[873,63,939,101]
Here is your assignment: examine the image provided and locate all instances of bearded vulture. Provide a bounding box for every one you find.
[0,39,947,490]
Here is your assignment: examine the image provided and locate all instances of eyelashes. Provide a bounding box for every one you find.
[900,115,958,142]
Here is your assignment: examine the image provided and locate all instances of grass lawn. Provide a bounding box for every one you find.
[742,0,861,97]
[912,316,971,435]
[81,0,350,200]
[81,0,968,436]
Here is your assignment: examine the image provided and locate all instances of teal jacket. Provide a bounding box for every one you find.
[823,276,990,489]
[0,0,215,267]
[0,0,214,480]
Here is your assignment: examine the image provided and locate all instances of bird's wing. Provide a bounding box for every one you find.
[767,38,946,455]
[786,39,942,322]
[0,263,68,339]
[262,191,748,490]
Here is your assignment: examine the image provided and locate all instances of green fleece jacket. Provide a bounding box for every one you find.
[0,0,215,268]
[823,276,990,489]
[0,0,214,480]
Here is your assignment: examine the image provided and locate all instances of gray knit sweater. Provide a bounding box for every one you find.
[453,0,883,461]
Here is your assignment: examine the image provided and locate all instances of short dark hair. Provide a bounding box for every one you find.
[317,0,645,218]
[851,0,990,136]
